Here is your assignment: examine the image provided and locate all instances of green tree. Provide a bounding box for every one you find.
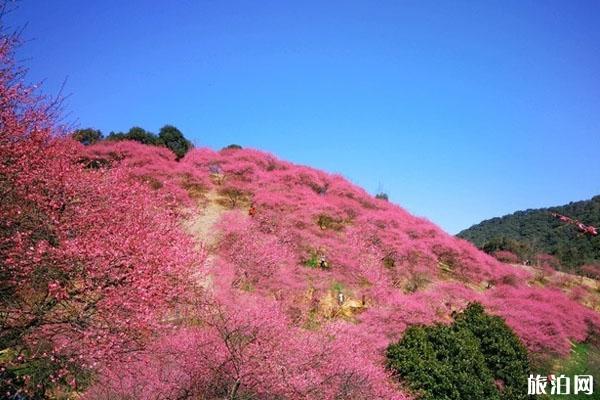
[387,324,499,400]
[454,303,530,400]
[126,126,159,145]
[105,127,158,145]
[105,131,126,141]
[387,303,531,400]
[158,125,192,160]
[72,128,103,145]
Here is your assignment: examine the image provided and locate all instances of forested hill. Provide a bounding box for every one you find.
[457,195,600,270]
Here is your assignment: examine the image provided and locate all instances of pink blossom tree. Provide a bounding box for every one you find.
[0,28,201,396]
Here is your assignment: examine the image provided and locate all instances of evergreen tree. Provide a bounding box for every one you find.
[158,125,192,160]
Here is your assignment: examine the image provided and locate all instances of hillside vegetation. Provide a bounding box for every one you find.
[457,196,600,272]
[3,27,600,399]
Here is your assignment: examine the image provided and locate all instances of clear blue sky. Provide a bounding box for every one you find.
[8,0,600,234]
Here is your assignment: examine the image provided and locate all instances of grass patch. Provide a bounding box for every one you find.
[541,343,600,399]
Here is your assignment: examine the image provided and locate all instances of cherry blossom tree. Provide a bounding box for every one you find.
[0,26,201,397]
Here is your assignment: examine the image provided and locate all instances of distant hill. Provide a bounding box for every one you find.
[457,195,600,271]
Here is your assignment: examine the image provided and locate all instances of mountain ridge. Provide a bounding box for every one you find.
[458,195,600,271]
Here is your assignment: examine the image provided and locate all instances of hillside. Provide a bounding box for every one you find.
[79,141,600,397]
[3,32,600,399]
[457,196,600,271]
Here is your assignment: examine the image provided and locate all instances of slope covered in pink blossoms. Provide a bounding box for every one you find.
[2,27,600,398]
[79,141,600,398]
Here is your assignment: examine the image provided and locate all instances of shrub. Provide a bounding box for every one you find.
[387,303,530,400]
[375,192,389,201]
[387,323,499,400]
[382,251,396,269]
[453,303,530,400]
[222,144,243,150]
[218,186,250,208]
[304,252,321,268]
[72,128,103,145]
[316,213,345,231]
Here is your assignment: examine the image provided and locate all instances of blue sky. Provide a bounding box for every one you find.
[8,0,600,234]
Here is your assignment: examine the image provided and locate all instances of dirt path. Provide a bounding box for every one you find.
[185,190,227,247]
[184,190,228,287]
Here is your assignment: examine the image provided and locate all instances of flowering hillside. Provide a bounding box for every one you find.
[78,141,600,398]
[2,27,600,399]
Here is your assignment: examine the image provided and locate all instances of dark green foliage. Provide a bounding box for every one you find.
[481,237,533,261]
[457,196,600,271]
[106,126,159,145]
[223,144,243,150]
[387,303,531,400]
[388,324,499,400]
[375,192,389,201]
[105,131,126,141]
[158,124,192,160]
[127,126,159,145]
[98,125,193,159]
[72,128,103,145]
[454,303,530,400]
